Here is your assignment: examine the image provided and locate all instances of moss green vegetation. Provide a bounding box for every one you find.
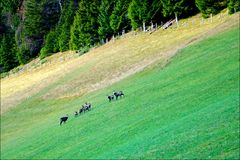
[1,26,239,159]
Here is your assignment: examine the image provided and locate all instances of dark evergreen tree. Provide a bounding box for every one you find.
[18,0,61,62]
[196,0,227,18]
[41,0,61,33]
[110,0,131,34]
[0,1,20,71]
[0,34,18,72]
[24,0,44,38]
[128,0,150,29]
[40,30,58,59]
[98,0,115,40]
[70,13,82,50]
[58,0,76,52]
[2,0,20,13]
[70,0,100,50]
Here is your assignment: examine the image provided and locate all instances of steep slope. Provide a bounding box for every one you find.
[1,18,239,159]
[1,12,238,113]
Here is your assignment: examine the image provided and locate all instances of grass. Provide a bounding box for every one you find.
[1,11,239,112]
[1,19,239,159]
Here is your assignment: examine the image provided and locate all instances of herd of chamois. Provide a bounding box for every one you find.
[59,91,124,125]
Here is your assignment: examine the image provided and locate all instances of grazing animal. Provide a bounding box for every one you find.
[60,115,68,125]
[79,107,84,114]
[113,91,124,100]
[84,102,91,111]
[79,103,92,114]
[107,95,114,102]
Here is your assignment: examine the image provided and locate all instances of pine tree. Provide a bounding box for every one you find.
[0,34,18,72]
[98,0,115,40]
[20,0,61,62]
[110,0,131,34]
[128,0,150,30]
[70,0,100,50]
[2,0,20,13]
[40,30,58,59]
[58,0,76,52]
[41,0,61,32]
[24,0,44,38]
[70,13,82,50]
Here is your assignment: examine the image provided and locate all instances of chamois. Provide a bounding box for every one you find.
[60,115,68,125]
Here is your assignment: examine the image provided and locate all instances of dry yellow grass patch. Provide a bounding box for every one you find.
[1,11,239,113]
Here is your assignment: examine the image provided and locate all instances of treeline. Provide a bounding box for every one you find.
[0,0,239,73]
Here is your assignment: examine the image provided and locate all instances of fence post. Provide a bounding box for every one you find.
[151,21,153,31]
[122,29,125,36]
[112,35,115,42]
[161,21,163,27]
[210,13,213,23]
[143,22,146,32]
[175,13,179,28]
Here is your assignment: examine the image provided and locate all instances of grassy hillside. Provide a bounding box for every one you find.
[1,12,238,113]
[1,18,239,159]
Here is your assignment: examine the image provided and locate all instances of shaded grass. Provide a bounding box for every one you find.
[1,24,239,159]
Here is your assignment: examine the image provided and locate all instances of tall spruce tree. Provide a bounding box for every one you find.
[98,0,115,40]
[24,0,44,38]
[58,0,76,52]
[0,1,20,71]
[70,14,81,50]
[70,0,100,50]
[0,34,18,72]
[2,0,20,13]
[19,0,61,62]
[40,30,58,59]
[128,0,150,30]
[41,0,61,33]
[110,0,131,34]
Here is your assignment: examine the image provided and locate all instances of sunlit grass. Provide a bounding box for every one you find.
[1,16,239,159]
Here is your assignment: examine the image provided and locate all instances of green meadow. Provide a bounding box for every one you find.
[1,25,239,159]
